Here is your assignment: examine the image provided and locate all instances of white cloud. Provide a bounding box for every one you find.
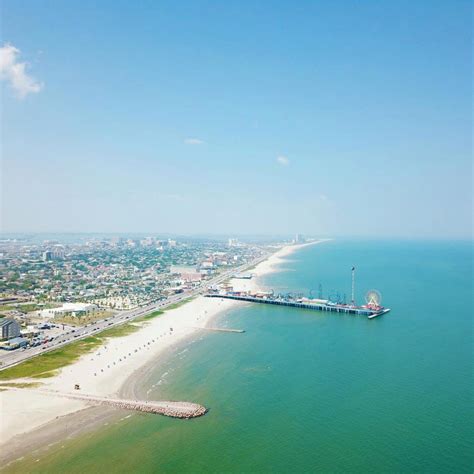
[184,138,204,145]
[0,43,43,99]
[276,155,290,166]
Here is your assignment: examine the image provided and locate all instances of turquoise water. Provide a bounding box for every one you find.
[9,240,473,473]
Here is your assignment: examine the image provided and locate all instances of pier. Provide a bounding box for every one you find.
[205,293,389,318]
[206,266,390,319]
[8,388,207,419]
[195,327,245,333]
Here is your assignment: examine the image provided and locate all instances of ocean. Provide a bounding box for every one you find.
[7,240,472,473]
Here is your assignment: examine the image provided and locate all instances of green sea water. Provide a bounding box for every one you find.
[7,240,472,473]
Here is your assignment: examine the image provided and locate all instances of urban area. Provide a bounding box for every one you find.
[0,235,275,359]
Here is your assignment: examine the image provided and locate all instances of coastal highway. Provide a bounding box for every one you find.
[0,252,271,371]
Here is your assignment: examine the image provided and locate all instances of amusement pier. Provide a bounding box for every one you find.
[207,267,390,319]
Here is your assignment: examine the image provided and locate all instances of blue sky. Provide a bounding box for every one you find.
[1,0,472,238]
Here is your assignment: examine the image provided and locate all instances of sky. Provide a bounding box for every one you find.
[1,0,472,238]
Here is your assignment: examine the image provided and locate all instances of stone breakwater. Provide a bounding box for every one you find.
[9,388,207,419]
[71,395,208,419]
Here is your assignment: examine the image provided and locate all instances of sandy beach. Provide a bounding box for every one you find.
[0,240,324,464]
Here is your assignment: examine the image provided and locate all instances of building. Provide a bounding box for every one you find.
[42,246,65,261]
[42,250,53,261]
[51,245,65,259]
[181,272,203,282]
[170,265,197,275]
[233,273,253,279]
[126,239,139,248]
[0,318,21,340]
[140,237,155,247]
[0,336,28,351]
[37,303,98,319]
[110,237,125,247]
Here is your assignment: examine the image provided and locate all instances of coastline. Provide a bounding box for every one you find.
[0,240,325,467]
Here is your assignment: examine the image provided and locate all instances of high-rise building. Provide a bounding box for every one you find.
[51,245,65,259]
[140,237,155,247]
[294,234,305,244]
[42,250,53,261]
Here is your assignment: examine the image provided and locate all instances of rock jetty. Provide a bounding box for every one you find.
[9,388,207,419]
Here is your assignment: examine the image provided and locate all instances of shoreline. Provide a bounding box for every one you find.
[0,240,326,468]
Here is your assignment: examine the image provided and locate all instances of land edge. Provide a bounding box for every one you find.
[0,239,327,470]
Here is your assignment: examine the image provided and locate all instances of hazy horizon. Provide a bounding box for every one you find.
[1,1,472,239]
[0,231,470,243]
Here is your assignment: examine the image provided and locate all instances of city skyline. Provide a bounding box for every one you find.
[1,0,472,239]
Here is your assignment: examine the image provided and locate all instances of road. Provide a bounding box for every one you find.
[0,252,270,371]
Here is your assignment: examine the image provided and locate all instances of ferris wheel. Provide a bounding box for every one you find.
[365,289,382,308]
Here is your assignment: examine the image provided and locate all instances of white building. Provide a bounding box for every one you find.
[170,265,197,275]
[37,303,98,319]
[51,245,65,259]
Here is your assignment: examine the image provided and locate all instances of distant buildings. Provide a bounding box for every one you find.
[1,235,265,313]
[0,318,21,340]
[233,273,253,279]
[294,234,305,244]
[140,237,155,247]
[110,237,124,247]
[126,239,139,248]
